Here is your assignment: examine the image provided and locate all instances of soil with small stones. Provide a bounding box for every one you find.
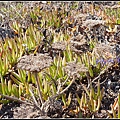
[0,1,120,118]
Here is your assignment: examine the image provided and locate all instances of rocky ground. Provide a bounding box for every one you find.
[0,1,120,118]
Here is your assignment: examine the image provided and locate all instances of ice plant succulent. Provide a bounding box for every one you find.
[16,53,53,107]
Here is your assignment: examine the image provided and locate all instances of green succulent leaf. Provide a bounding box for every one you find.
[67,92,72,106]
[62,93,67,107]
[117,19,120,25]
[89,65,94,77]
[12,84,19,98]
[75,93,81,105]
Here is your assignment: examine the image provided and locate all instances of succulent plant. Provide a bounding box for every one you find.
[76,80,104,115]
[0,1,120,118]
[106,91,120,118]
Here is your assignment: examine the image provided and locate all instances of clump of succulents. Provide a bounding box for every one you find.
[0,1,120,118]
